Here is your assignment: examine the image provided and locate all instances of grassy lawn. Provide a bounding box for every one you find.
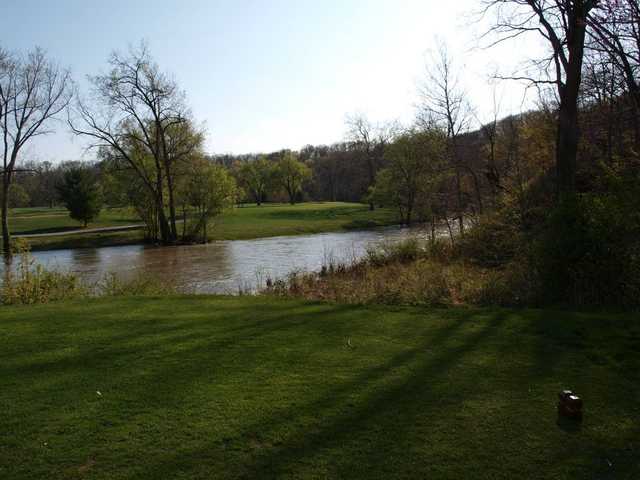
[13,202,398,251]
[1,296,638,479]
[9,207,140,235]
[209,202,397,241]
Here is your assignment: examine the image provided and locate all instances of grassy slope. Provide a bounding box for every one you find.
[14,203,398,251]
[1,296,638,479]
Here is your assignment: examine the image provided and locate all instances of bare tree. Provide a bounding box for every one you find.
[418,41,475,232]
[587,0,640,149]
[345,113,397,210]
[581,45,626,163]
[475,85,503,204]
[481,0,600,196]
[70,43,197,243]
[0,46,72,256]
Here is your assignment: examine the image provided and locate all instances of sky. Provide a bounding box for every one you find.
[2,0,544,162]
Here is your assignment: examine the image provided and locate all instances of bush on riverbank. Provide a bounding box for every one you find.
[98,272,179,297]
[1,240,86,305]
[264,236,537,307]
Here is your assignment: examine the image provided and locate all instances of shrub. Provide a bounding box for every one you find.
[1,240,85,305]
[457,210,523,268]
[97,272,179,297]
[365,237,423,267]
[1,241,180,305]
[536,189,640,307]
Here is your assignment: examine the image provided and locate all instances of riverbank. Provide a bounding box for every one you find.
[1,295,638,479]
[10,202,399,251]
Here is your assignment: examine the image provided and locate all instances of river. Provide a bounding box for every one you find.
[5,226,430,294]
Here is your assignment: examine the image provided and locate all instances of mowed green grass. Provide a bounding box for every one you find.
[13,202,398,250]
[209,202,397,241]
[1,296,638,479]
[9,207,140,235]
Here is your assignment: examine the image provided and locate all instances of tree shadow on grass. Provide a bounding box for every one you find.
[138,310,509,479]
[1,300,363,419]
[9,302,637,479]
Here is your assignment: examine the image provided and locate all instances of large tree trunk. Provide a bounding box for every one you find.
[157,203,171,244]
[555,3,589,197]
[556,98,580,195]
[406,206,412,226]
[166,174,178,242]
[159,127,178,242]
[153,167,172,244]
[627,88,640,152]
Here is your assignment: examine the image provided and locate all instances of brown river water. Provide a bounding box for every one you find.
[4,226,432,294]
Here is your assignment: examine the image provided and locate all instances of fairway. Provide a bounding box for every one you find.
[210,202,397,240]
[10,202,398,250]
[1,297,638,479]
[9,207,140,236]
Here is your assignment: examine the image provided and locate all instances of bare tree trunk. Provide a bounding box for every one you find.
[1,176,10,258]
[166,174,178,241]
[157,198,170,243]
[556,105,579,195]
[556,10,588,196]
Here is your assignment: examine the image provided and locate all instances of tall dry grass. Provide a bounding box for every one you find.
[264,237,536,307]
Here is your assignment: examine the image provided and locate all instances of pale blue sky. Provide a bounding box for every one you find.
[3,0,541,162]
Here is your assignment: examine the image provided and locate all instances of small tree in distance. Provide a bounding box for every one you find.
[274,152,311,204]
[235,156,273,205]
[370,128,447,226]
[57,167,103,227]
[184,161,238,243]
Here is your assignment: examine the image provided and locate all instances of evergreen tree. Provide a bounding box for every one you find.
[57,167,103,227]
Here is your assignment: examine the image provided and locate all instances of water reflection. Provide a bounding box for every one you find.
[2,226,431,294]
